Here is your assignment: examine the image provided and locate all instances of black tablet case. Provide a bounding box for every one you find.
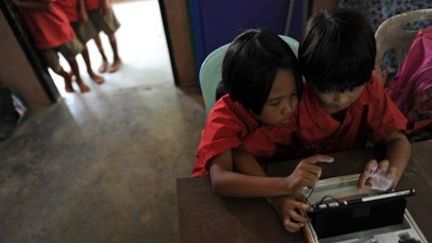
[308,197,407,238]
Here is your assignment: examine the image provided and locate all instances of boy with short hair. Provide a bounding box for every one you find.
[57,0,105,84]
[14,0,90,93]
[297,9,411,189]
[84,0,121,73]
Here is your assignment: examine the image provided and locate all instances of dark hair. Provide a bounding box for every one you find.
[221,29,303,115]
[299,8,376,92]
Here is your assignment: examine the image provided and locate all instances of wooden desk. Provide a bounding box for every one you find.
[177,140,432,242]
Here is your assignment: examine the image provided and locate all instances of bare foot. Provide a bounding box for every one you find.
[65,85,75,93]
[76,80,90,93]
[68,70,74,79]
[89,72,105,85]
[108,58,122,73]
[98,60,109,73]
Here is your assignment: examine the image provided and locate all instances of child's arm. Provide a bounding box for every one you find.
[209,150,291,197]
[384,131,411,185]
[209,149,333,197]
[358,131,411,189]
[232,150,331,232]
[13,0,51,10]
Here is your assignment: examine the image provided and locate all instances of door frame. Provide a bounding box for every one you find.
[0,0,60,102]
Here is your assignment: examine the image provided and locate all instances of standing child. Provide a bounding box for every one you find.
[297,9,411,189]
[193,29,334,233]
[14,0,90,93]
[84,0,121,73]
[57,0,105,84]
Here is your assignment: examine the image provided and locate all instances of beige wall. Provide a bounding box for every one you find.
[0,10,51,112]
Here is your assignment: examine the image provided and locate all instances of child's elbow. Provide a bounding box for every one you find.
[210,176,224,194]
[209,171,228,196]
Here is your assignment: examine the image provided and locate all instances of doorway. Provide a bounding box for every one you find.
[50,0,174,97]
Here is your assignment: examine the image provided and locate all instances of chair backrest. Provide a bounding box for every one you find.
[375,9,432,85]
[199,35,299,114]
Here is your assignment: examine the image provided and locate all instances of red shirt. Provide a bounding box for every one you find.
[57,0,79,22]
[20,1,75,50]
[84,0,101,11]
[296,75,407,155]
[193,76,406,176]
[192,95,297,176]
[247,75,408,158]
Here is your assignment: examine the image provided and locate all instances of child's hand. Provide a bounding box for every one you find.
[357,159,396,190]
[267,196,311,232]
[285,154,334,194]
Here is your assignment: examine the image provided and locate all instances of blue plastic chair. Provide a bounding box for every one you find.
[199,35,299,114]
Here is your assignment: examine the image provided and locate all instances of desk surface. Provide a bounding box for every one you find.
[177,140,432,242]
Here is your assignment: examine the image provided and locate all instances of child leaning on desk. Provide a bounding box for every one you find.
[296,9,411,190]
[233,8,412,229]
[192,29,334,233]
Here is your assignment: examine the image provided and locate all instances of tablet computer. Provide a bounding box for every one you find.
[303,174,416,239]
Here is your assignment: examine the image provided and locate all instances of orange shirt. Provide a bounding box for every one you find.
[193,76,406,176]
[20,1,75,50]
[192,95,297,176]
[57,0,79,23]
[246,75,408,158]
[295,75,407,155]
[84,0,101,11]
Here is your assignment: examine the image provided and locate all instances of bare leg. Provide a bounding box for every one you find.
[52,64,74,92]
[81,45,105,84]
[94,34,109,73]
[108,33,122,73]
[67,58,90,93]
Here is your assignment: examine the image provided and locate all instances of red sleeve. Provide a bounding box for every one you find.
[192,102,247,176]
[242,126,279,157]
[367,76,408,143]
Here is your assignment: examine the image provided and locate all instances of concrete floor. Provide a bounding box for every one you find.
[0,83,206,243]
[1,0,206,242]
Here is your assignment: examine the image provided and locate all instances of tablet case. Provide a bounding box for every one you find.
[308,192,412,238]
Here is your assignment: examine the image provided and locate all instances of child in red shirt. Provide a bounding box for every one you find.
[14,0,90,93]
[241,9,411,192]
[84,0,121,73]
[193,29,334,232]
[297,9,411,190]
[57,0,105,84]
[225,11,411,232]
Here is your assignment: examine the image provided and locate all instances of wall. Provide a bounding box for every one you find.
[0,9,51,111]
[160,0,196,89]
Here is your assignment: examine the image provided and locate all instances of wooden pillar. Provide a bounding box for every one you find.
[159,0,197,89]
[0,9,52,112]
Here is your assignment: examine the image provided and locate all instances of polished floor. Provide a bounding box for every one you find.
[0,1,206,242]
